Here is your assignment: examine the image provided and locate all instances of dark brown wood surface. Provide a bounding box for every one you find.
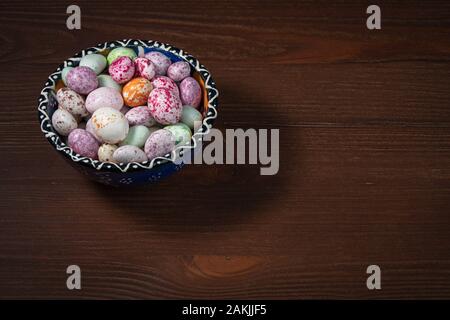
[1,0,450,299]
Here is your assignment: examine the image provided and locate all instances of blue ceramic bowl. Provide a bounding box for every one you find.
[38,39,218,186]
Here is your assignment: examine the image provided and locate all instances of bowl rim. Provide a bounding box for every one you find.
[37,39,218,173]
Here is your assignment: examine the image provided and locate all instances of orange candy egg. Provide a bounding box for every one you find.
[122,77,153,107]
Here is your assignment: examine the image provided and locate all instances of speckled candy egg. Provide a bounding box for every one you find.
[134,57,156,80]
[66,66,98,95]
[179,77,201,108]
[181,105,203,131]
[86,87,124,113]
[97,74,122,92]
[61,67,73,85]
[148,88,182,125]
[98,144,118,162]
[144,51,171,76]
[125,106,156,127]
[151,76,179,96]
[51,108,78,136]
[68,129,100,159]
[122,77,153,107]
[167,61,191,82]
[109,56,135,84]
[113,145,148,164]
[56,87,89,117]
[80,53,107,75]
[91,107,129,144]
[144,129,176,160]
[119,125,151,148]
[164,123,192,146]
[107,47,137,65]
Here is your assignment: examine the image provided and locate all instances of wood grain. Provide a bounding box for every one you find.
[1,0,450,299]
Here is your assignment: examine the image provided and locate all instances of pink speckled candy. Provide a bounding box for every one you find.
[85,87,124,113]
[179,77,202,108]
[167,61,191,82]
[144,51,171,76]
[125,106,156,127]
[148,88,182,125]
[108,56,135,84]
[66,66,98,95]
[151,76,179,96]
[68,128,100,159]
[134,57,156,80]
[144,129,176,160]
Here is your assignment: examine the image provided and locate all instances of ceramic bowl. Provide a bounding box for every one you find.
[38,39,218,186]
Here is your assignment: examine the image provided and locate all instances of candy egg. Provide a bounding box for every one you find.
[179,77,201,108]
[181,105,203,131]
[98,144,118,162]
[91,107,129,144]
[86,118,102,142]
[86,87,124,113]
[51,108,78,136]
[134,57,156,80]
[164,123,192,146]
[97,74,122,92]
[148,88,182,125]
[119,125,151,148]
[56,87,89,117]
[79,53,107,75]
[144,51,171,76]
[151,76,179,96]
[167,61,191,82]
[61,67,73,85]
[109,56,135,84]
[68,128,100,159]
[113,145,148,164]
[122,77,153,107]
[144,129,176,160]
[66,66,98,95]
[107,47,137,65]
[125,106,156,127]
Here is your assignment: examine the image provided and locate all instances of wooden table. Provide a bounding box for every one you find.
[1,0,450,299]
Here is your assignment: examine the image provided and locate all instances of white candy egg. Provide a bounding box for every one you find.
[91,107,129,144]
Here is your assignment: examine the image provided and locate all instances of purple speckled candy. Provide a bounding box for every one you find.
[167,61,191,82]
[144,129,176,160]
[144,51,171,76]
[179,77,201,109]
[66,66,98,95]
[151,76,179,96]
[85,87,124,113]
[68,128,100,159]
[148,88,182,125]
[108,56,135,84]
[125,106,156,127]
[134,57,156,80]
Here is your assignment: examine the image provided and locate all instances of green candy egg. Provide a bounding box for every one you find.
[80,53,107,75]
[181,105,203,131]
[107,47,137,65]
[97,74,122,92]
[119,125,151,148]
[61,67,73,85]
[164,123,192,146]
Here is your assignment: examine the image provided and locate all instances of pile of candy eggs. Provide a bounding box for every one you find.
[52,47,204,165]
